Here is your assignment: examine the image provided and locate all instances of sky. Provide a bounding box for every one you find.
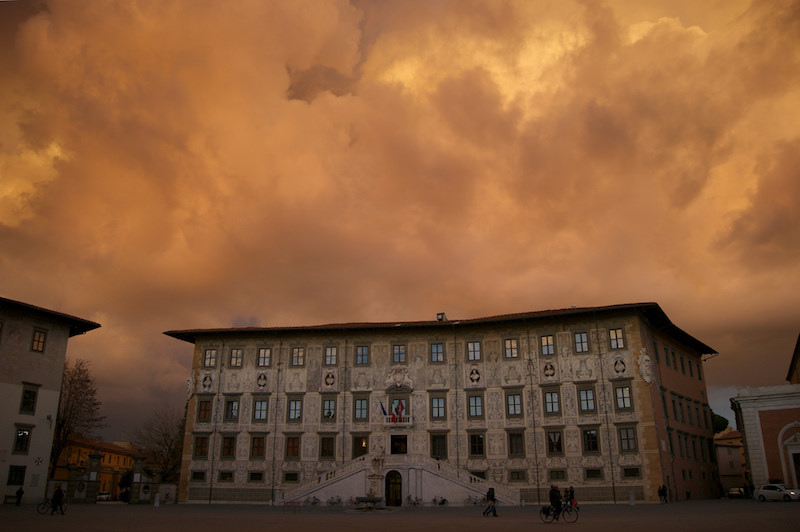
[1,0,798,440]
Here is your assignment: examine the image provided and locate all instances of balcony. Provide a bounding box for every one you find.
[383,415,413,427]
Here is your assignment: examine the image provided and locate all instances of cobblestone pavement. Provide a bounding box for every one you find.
[2,499,799,532]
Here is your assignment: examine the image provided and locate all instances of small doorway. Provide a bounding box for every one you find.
[385,470,402,506]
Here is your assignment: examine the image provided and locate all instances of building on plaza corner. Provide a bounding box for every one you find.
[165,302,718,505]
[50,436,139,500]
[731,332,800,490]
[0,296,100,504]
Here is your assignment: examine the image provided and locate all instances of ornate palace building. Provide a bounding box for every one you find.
[166,302,719,505]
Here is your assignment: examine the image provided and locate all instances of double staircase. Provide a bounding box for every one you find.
[282,453,519,505]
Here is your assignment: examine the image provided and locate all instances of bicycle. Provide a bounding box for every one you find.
[539,501,578,523]
[432,495,448,505]
[464,494,487,505]
[37,498,67,515]
[406,495,422,506]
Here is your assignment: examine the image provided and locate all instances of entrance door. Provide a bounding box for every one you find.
[385,470,402,506]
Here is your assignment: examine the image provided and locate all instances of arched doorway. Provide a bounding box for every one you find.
[385,470,402,506]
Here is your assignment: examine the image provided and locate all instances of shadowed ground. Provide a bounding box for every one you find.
[2,499,798,532]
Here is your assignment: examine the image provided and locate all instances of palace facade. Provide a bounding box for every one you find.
[166,302,718,505]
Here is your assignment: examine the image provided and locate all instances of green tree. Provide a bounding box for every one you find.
[711,410,731,434]
[50,358,106,478]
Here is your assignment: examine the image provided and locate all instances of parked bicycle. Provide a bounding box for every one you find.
[464,494,487,505]
[327,495,342,505]
[539,500,578,523]
[37,497,67,515]
[432,495,448,505]
[302,496,320,506]
[406,495,422,506]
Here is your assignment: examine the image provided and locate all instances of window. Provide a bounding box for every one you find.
[575,332,589,353]
[229,348,243,367]
[221,436,236,458]
[697,364,703,381]
[31,329,46,352]
[508,431,525,457]
[671,350,677,369]
[546,430,563,455]
[469,433,485,457]
[7,465,26,486]
[509,470,527,482]
[354,396,369,421]
[291,347,304,366]
[197,398,212,422]
[224,398,240,421]
[583,428,600,453]
[680,355,686,374]
[541,335,555,356]
[286,436,300,458]
[284,472,299,483]
[324,346,337,366]
[618,426,637,451]
[393,344,406,364]
[257,347,271,367]
[467,341,481,361]
[251,436,266,458]
[430,343,444,363]
[615,385,632,410]
[191,471,206,481]
[544,389,560,415]
[390,435,408,454]
[249,471,264,482]
[665,346,671,367]
[14,428,31,454]
[352,435,368,458]
[219,471,234,482]
[194,436,209,458]
[579,388,596,413]
[688,360,694,378]
[468,394,483,418]
[506,391,522,418]
[622,467,641,479]
[19,384,39,415]
[356,345,369,365]
[431,433,447,459]
[203,349,217,368]
[253,398,268,422]
[505,338,519,358]
[585,468,603,480]
[549,469,566,481]
[609,328,624,349]
[322,398,336,421]
[288,398,303,422]
[431,396,446,420]
[320,436,335,459]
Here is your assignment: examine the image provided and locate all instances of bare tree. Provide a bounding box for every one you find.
[50,358,106,478]
[130,404,185,482]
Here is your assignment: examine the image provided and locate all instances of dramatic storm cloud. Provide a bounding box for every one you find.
[1,0,798,437]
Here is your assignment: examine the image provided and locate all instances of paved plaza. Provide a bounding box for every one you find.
[2,499,799,532]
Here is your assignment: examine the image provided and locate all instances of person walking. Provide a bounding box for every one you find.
[51,486,65,515]
[482,487,497,517]
[658,485,667,504]
[15,486,24,506]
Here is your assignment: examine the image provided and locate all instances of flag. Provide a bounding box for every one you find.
[379,399,387,416]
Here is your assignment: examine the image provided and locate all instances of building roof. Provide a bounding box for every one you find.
[0,296,101,337]
[165,302,716,355]
[67,436,140,457]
